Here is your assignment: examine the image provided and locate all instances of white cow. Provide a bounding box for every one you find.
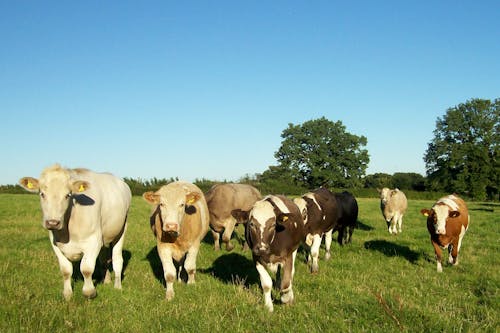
[378,188,408,234]
[19,164,131,300]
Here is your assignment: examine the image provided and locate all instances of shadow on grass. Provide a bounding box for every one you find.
[145,246,193,286]
[72,249,132,284]
[199,253,260,287]
[364,240,420,264]
[356,220,375,231]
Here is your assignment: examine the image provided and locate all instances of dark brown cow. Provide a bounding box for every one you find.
[293,188,338,273]
[420,194,470,273]
[233,195,305,312]
[205,183,261,251]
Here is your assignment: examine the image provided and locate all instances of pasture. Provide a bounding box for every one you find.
[0,194,498,332]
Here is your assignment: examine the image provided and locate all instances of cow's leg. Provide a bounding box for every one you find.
[98,246,112,284]
[280,250,297,306]
[310,234,322,273]
[80,246,100,299]
[211,229,221,251]
[51,243,73,300]
[222,217,237,251]
[184,245,199,284]
[397,213,403,233]
[157,246,176,300]
[454,224,468,266]
[432,240,443,272]
[255,261,273,312]
[324,229,333,260]
[111,223,127,289]
[347,222,355,244]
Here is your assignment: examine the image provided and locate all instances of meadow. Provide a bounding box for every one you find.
[0,194,498,332]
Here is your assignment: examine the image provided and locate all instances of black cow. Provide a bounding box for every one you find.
[294,189,358,273]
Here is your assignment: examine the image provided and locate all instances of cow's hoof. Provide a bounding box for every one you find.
[226,242,234,252]
[165,290,175,301]
[83,288,97,299]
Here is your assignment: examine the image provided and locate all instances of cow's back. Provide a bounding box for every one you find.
[206,184,261,218]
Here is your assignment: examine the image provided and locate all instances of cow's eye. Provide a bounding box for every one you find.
[66,193,72,199]
[39,192,45,199]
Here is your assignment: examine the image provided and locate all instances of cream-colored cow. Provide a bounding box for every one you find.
[19,164,131,300]
[143,181,209,300]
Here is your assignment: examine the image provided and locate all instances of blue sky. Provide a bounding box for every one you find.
[1,1,499,185]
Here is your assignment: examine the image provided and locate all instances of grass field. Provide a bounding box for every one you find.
[0,194,498,332]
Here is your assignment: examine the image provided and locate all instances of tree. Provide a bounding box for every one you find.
[423,98,499,200]
[273,117,369,189]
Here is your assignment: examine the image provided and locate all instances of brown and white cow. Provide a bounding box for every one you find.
[233,195,305,312]
[19,164,131,300]
[143,181,209,300]
[378,188,408,234]
[420,194,470,273]
[205,183,261,251]
[293,188,344,273]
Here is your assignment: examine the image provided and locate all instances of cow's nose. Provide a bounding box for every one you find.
[45,219,61,229]
[163,223,179,233]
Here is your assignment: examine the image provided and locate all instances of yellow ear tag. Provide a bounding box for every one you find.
[187,198,195,204]
[423,212,429,217]
[282,216,288,222]
[27,181,34,189]
[78,184,85,192]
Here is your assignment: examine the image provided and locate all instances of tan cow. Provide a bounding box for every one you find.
[19,164,131,300]
[378,188,408,234]
[205,183,261,251]
[420,194,470,272]
[143,181,209,300]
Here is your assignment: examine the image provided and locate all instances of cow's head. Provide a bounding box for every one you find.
[143,185,201,238]
[245,199,288,256]
[378,187,392,204]
[421,204,460,235]
[19,165,89,230]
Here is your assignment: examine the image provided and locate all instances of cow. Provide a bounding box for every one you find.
[19,164,131,300]
[293,188,357,273]
[232,195,304,312]
[378,188,408,234]
[205,183,262,251]
[143,181,209,300]
[332,191,358,245]
[420,194,470,273]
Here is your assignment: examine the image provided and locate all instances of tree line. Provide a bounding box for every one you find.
[1,98,497,200]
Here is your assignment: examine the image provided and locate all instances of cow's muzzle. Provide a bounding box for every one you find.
[44,219,62,230]
[435,229,446,235]
[163,223,179,236]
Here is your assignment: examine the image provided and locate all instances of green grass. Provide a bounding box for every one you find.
[0,194,498,332]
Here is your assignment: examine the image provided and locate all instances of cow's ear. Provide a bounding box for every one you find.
[186,192,201,205]
[376,188,381,194]
[449,211,460,218]
[231,209,249,223]
[72,180,90,193]
[276,213,290,232]
[420,209,431,217]
[19,177,39,192]
[143,191,160,204]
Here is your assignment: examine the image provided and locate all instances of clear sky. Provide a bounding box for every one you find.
[1,1,499,185]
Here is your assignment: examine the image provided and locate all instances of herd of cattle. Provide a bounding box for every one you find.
[19,164,470,311]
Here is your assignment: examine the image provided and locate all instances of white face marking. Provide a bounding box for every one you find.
[432,204,449,234]
[251,200,275,244]
[264,195,290,213]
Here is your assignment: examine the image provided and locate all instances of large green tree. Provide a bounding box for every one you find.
[273,117,369,189]
[424,98,499,200]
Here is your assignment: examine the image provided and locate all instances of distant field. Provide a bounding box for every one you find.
[0,194,498,332]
